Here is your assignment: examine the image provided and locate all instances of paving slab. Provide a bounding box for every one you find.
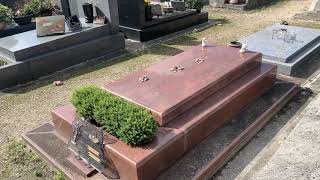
[247,93,320,180]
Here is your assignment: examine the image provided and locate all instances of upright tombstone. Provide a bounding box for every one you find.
[117,0,209,42]
[65,0,119,33]
[240,24,320,75]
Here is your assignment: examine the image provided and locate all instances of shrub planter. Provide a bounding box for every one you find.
[12,15,32,26]
[70,85,159,146]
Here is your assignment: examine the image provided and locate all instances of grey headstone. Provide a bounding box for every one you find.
[68,0,119,33]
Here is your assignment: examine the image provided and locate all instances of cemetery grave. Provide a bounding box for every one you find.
[23,44,299,180]
[117,0,209,42]
[240,24,320,76]
[0,0,125,90]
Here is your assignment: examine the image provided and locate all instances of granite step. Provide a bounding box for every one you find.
[22,80,298,180]
[0,21,111,62]
[50,63,276,180]
[104,45,262,126]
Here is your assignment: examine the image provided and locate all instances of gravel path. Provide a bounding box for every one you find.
[0,0,315,179]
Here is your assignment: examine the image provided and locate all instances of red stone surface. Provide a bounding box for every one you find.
[51,64,275,180]
[104,45,262,126]
[23,80,298,180]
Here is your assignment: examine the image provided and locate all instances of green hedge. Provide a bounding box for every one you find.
[70,85,105,121]
[71,85,159,146]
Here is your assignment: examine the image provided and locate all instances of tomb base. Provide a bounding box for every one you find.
[240,24,320,75]
[22,45,298,179]
[120,12,208,42]
[0,21,125,90]
[22,81,299,180]
[0,23,36,38]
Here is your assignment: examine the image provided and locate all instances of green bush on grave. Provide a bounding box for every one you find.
[71,85,159,146]
[71,85,106,121]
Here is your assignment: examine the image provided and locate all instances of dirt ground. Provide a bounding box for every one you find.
[0,0,319,179]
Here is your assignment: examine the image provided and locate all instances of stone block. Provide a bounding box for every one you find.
[68,0,120,33]
[240,24,320,75]
[104,45,262,126]
[51,63,276,180]
[22,80,298,180]
[0,19,125,90]
[118,0,208,41]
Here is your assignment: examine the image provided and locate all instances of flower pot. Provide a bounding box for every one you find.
[12,15,33,26]
[0,22,7,30]
[82,3,94,23]
[229,0,239,4]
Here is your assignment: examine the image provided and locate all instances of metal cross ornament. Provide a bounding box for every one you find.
[170,65,184,73]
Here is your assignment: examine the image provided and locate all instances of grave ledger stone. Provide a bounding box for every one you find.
[22,44,298,179]
[240,24,320,75]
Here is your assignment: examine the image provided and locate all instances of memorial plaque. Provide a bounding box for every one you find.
[68,118,119,179]
[36,15,65,37]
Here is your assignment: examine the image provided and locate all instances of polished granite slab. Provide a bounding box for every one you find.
[240,24,320,75]
[104,45,262,126]
[0,19,125,90]
[0,20,110,62]
[240,24,320,63]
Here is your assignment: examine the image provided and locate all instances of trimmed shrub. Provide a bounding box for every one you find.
[71,85,159,146]
[93,94,125,135]
[117,107,159,146]
[70,85,105,121]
